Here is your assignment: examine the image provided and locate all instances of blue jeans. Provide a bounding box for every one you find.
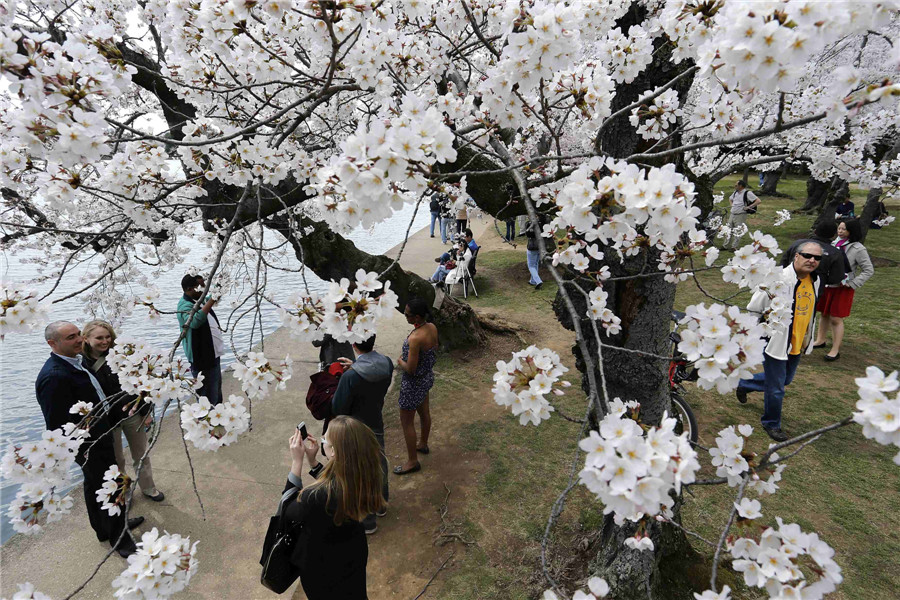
[431,265,449,282]
[440,217,451,243]
[362,433,389,530]
[527,249,542,285]
[505,219,515,241]
[191,356,223,405]
[430,211,440,237]
[737,353,801,429]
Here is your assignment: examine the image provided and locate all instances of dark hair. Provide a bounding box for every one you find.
[842,218,862,243]
[406,297,430,321]
[354,335,376,353]
[735,180,746,188]
[464,228,473,238]
[181,274,200,291]
[814,220,837,239]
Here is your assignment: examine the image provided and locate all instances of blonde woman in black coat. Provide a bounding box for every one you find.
[280,416,386,599]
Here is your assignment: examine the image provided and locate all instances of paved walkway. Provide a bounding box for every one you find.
[0,215,491,600]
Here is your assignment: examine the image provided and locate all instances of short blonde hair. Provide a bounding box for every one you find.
[81,320,117,359]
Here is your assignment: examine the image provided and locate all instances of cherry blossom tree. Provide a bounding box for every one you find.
[2,1,900,599]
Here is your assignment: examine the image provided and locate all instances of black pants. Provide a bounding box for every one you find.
[78,438,135,550]
[456,219,467,234]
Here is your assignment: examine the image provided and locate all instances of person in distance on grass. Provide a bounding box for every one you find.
[278,416,386,599]
[736,242,823,442]
[333,335,393,534]
[176,274,224,405]
[36,321,143,558]
[722,180,761,251]
[394,298,438,475]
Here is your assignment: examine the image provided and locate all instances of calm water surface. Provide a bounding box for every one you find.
[0,206,429,543]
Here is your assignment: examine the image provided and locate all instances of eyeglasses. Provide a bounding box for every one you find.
[798,252,822,261]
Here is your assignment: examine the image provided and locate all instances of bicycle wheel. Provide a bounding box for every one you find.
[670,392,698,444]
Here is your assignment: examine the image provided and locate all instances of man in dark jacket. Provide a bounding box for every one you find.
[781,221,846,287]
[333,335,393,534]
[176,274,224,404]
[35,321,143,557]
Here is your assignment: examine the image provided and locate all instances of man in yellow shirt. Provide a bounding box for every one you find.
[736,243,823,441]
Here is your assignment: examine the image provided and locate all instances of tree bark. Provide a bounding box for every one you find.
[266,216,486,350]
[760,162,786,195]
[798,175,833,212]
[858,186,883,244]
[812,178,850,232]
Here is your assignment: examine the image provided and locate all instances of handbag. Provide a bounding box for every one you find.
[260,486,302,593]
[305,369,340,420]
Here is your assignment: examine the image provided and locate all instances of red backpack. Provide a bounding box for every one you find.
[305,364,342,420]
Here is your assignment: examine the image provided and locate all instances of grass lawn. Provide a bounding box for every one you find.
[428,174,899,599]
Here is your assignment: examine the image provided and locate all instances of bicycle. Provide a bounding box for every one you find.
[668,310,699,444]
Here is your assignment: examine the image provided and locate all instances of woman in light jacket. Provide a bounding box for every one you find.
[82,320,164,502]
[813,218,874,361]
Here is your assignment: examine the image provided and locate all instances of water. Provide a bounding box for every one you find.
[0,206,430,543]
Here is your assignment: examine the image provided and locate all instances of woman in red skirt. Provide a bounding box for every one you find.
[813,219,874,361]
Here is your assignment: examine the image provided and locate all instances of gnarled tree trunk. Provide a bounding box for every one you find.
[812,178,850,232]
[798,175,833,212]
[760,161,787,195]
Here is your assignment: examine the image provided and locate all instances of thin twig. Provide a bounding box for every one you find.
[413,552,456,600]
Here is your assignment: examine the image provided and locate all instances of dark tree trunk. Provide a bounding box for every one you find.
[267,216,486,350]
[812,178,850,232]
[858,187,884,244]
[798,176,832,212]
[760,162,786,195]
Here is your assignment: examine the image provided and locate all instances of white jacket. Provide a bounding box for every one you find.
[747,265,820,361]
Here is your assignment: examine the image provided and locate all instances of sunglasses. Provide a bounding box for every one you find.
[798,252,822,261]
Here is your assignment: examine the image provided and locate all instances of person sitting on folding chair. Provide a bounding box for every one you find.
[444,241,472,288]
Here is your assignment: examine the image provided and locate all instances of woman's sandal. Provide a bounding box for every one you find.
[393,463,421,475]
[812,342,827,349]
[416,446,430,455]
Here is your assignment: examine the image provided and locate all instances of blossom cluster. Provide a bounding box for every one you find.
[492,346,571,426]
[709,425,785,494]
[586,287,622,336]
[675,303,767,393]
[599,26,653,84]
[96,465,131,517]
[773,210,792,227]
[321,270,399,344]
[231,353,293,401]
[578,399,700,533]
[543,576,609,600]
[1,283,50,339]
[2,582,51,600]
[310,94,458,231]
[180,395,251,452]
[280,291,326,342]
[729,518,842,599]
[107,339,196,408]
[629,89,683,141]
[852,367,900,465]
[112,528,198,600]
[0,428,86,534]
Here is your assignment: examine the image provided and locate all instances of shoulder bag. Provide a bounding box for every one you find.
[260,486,302,593]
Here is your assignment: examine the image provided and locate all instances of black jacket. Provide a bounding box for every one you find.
[311,335,354,366]
[331,352,393,436]
[35,353,114,462]
[782,236,847,286]
[82,352,148,424]
[281,471,368,600]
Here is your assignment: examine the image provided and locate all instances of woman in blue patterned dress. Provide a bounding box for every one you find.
[393,298,438,475]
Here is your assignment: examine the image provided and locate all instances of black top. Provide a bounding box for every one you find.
[781,236,848,286]
[82,352,148,424]
[281,470,368,600]
[311,334,354,366]
[331,352,393,436]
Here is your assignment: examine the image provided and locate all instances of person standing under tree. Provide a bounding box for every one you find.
[813,219,874,361]
[722,180,761,251]
[735,243,823,441]
[36,321,144,558]
[428,193,441,238]
[176,274,224,405]
[393,298,438,475]
[524,215,544,290]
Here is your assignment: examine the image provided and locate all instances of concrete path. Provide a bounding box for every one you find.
[0,214,491,600]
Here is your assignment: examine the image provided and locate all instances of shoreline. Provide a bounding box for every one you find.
[0,216,490,599]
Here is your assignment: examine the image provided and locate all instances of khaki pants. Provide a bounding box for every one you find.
[112,412,158,494]
[724,211,748,249]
